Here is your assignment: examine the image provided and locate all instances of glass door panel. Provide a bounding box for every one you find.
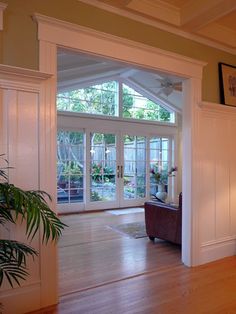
[90,132,117,202]
[57,130,84,204]
[123,135,146,201]
[150,137,170,197]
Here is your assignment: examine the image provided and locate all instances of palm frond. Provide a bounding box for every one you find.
[0,239,37,287]
[0,155,67,289]
[0,183,67,243]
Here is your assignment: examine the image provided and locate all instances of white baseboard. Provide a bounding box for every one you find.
[200,236,236,264]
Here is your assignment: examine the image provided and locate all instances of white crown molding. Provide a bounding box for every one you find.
[78,0,236,55]
[33,13,207,78]
[0,2,7,30]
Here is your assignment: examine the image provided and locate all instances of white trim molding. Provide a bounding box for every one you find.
[0,2,7,30]
[33,13,207,79]
[0,64,54,314]
[200,237,236,264]
[78,0,236,55]
[34,13,207,267]
[0,64,51,91]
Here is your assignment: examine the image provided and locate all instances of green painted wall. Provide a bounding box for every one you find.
[1,0,236,102]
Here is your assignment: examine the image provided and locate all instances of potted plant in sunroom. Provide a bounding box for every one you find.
[150,164,177,202]
[0,155,66,291]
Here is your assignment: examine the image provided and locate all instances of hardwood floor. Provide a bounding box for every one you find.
[30,209,236,314]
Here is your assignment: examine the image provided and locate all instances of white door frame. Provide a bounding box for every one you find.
[34,13,207,268]
[57,114,177,212]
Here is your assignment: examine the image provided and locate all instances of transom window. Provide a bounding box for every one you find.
[57,80,175,123]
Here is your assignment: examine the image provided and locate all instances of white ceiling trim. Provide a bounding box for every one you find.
[78,0,236,55]
[181,0,236,30]
[197,22,236,48]
[127,0,180,26]
[0,2,7,30]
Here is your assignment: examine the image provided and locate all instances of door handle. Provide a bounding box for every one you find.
[117,165,120,178]
[120,165,123,179]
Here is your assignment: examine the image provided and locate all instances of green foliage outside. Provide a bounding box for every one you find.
[57,81,173,123]
[91,163,115,183]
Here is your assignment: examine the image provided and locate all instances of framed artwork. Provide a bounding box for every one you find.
[219,62,236,107]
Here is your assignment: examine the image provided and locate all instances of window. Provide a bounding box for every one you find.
[57,81,118,116]
[122,84,174,122]
[57,130,84,204]
[149,137,171,197]
[57,80,175,123]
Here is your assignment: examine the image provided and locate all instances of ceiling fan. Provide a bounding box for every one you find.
[150,78,182,96]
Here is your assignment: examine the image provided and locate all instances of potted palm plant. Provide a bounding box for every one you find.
[0,155,66,288]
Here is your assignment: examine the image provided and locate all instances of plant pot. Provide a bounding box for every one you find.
[156,184,168,202]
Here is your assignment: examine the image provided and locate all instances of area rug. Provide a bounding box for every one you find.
[107,221,147,239]
[107,207,144,215]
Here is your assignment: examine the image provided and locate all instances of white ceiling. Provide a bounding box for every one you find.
[82,0,236,53]
[57,49,184,113]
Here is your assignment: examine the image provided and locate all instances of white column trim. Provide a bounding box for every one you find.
[0,64,51,91]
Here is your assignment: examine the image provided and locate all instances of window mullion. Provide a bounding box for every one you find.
[118,81,123,118]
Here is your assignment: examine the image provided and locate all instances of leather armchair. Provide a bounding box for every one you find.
[144,193,182,244]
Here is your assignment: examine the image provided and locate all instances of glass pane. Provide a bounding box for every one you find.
[57,130,84,204]
[149,137,171,199]
[57,81,118,117]
[90,132,116,202]
[123,135,146,200]
[122,83,174,123]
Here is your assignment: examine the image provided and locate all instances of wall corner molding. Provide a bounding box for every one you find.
[0,2,7,31]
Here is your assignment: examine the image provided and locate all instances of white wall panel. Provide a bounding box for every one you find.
[198,116,216,243]
[229,120,236,235]
[198,103,236,263]
[0,66,52,314]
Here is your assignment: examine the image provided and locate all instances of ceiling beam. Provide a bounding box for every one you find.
[196,22,236,48]
[180,0,236,31]
[126,0,180,26]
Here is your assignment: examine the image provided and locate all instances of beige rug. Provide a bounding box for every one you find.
[107,207,144,215]
[107,221,147,239]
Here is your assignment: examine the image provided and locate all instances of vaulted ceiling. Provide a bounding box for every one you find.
[83,0,236,52]
[57,49,184,113]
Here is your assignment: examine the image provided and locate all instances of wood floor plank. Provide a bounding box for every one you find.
[29,209,236,314]
[58,210,181,296]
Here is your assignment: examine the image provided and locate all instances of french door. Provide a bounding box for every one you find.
[57,117,176,212]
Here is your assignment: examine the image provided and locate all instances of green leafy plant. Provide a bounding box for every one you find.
[150,164,178,185]
[0,155,66,287]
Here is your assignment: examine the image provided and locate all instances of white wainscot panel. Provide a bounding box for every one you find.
[0,87,43,313]
[229,120,236,235]
[198,115,216,243]
[0,65,52,314]
[198,104,236,264]
[215,118,230,239]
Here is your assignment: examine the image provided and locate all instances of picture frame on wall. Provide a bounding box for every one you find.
[219,62,236,107]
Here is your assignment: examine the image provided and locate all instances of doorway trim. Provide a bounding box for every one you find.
[34,13,207,268]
